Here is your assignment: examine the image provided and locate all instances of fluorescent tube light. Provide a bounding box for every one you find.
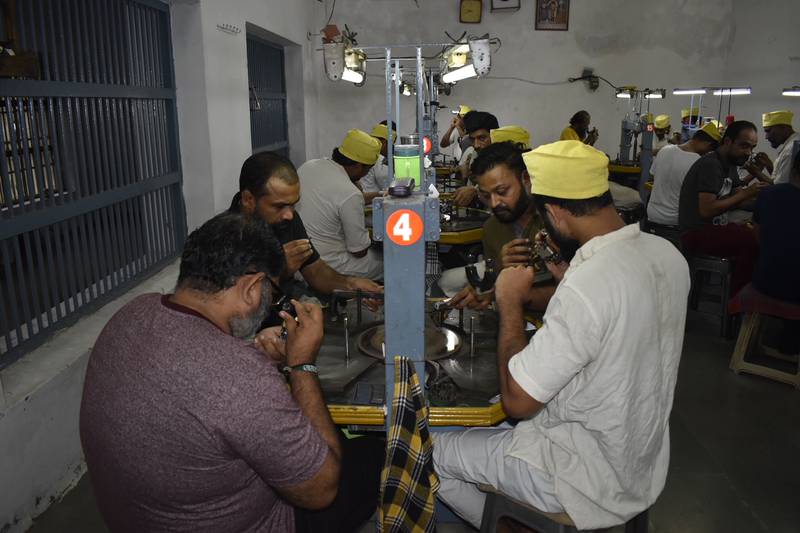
[782,87,800,96]
[712,87,751,96]
[672,88,706,95]
[341,68,364,84]
[442,64,477,84]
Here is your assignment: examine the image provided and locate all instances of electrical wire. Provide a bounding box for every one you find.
[326,0,337,25]
[484,75,572,86]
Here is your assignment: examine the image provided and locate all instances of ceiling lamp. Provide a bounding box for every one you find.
[712,87,751,96]
[782,86,800,97]
[400,81,414,96]
[644,89,666,99]
[440,38,491,85]
[615,88,634,99]
[323,42,366,85]
[673,88,706,95]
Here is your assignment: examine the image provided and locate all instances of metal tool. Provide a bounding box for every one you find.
[344,314,351,366]
[469,316,475,358]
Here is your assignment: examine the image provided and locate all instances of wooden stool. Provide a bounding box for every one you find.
[477,484,649,533]
[729,285,800,388]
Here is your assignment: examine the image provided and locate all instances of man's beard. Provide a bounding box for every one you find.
[493,192,530,223]
[229,281,271,339]
[542,212,581,263]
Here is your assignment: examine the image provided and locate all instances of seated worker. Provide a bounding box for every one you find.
[678,107,701,142]
[80,213,383,533]
[297,129,384,280]
[748,151,800,355]
[761,110,799,184]
[433,141,690,530]
[440,104,473,160]
[358,120,397,203]
[647,122,720,226]
[453,110,500,207]
[678,121,769,295]
[230,151,380,296]
[559,110,598,146]
[442,140,555,311]
[652,114,672,155]
[752,150,800,304]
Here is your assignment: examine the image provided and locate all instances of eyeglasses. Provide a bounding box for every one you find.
[244,270,285,308]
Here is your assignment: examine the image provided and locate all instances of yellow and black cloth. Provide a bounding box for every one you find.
[379,357,439,533]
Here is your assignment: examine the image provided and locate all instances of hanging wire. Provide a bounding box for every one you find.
[326,0,337,25]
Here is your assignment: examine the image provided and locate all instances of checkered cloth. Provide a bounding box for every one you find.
[379,357,439,532]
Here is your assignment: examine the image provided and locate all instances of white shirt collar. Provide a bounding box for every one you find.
[567,224,640,273]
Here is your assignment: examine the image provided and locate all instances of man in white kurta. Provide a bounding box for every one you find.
[433,141,690,530]
[762,110,799,185]
[296,130,384,280]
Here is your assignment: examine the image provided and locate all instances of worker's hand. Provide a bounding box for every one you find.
[281,300,324,367]
[450,116,460,129]
[254,326,287,364]
[495,266,535,309]
[735,181,769,201]
[449,285,493,311]
[754,152,773,173]
[453,186,477,207]
[499,238,533,270]
[346,277,383,311]
[545,260,569,283]
[282,239,314,277]
[587,129,599,145]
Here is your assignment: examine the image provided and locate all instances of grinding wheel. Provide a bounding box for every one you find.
[356,325,462,361]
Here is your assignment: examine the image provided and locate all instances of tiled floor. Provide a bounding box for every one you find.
[28,314,800,533]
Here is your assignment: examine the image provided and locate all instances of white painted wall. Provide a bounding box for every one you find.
[172,0,327,232]
[310,0,799,162]
[0,262,180,533]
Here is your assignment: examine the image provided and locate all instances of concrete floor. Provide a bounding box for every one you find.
[27,313,800,533]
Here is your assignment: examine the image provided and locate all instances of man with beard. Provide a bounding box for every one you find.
[559,110,598,146]
[445,141,555,311]
[433,141,690,531]
[760,110,799,184]
[80,213,384,533]
[230,151,381,297]
[453,111,500,207]
[678,121,769,296]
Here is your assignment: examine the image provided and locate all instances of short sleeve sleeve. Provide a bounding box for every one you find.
[339,193,372,253]
[212,354,329,488]
[508,286,600,403]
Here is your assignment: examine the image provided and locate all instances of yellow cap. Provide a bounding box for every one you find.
[762,110,793,128]
[697,122,721,142]
[339,129,381,165]
[681,107,700,119]
[458,105,472,116]
[370,123,397,143]
[490,125,531,149]
[654,114,671,129]
[523,141,609,200]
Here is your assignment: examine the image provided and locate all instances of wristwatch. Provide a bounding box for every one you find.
[282,363,318,376]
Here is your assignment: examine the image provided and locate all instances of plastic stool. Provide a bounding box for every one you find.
[478,485,649,533]
[689,254,734,337]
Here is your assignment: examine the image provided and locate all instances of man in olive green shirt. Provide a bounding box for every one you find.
[447,142,555,310]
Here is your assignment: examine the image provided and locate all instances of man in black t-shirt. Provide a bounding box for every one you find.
[678,121,769,295]
[229,152,381,299]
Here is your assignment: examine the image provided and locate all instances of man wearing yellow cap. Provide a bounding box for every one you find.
[440,104,473,160]
[296,129,384,280]
[453,111,500,207]
[652,114,672,155]
[762,110,798,184]
[358,120,397,202]
[681,107,700,126]
[434,140,689,530]
[647,122,721,226]
[559,110,598,146]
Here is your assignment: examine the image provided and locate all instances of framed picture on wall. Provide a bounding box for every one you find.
[535,0,570,31]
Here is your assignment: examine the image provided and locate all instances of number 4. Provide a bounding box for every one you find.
[392,212,413,242]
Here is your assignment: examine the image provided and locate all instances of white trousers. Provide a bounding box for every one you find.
[433,428,562,528]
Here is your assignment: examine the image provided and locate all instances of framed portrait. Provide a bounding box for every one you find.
[535,0,570,31]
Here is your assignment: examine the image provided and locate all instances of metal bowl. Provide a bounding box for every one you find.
[356,324,463,361]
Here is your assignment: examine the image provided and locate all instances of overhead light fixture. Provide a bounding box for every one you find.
[343,47,366,86]
[712,87,751,96]
[400,81,413,96]
[440,38,491,85]
[644,89,666,99]
[615,87,634,99]
[673,88,706,95]
[782,86,800,96]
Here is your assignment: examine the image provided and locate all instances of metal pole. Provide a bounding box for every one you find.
[385,49,394,187]
[416,47,424,186]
